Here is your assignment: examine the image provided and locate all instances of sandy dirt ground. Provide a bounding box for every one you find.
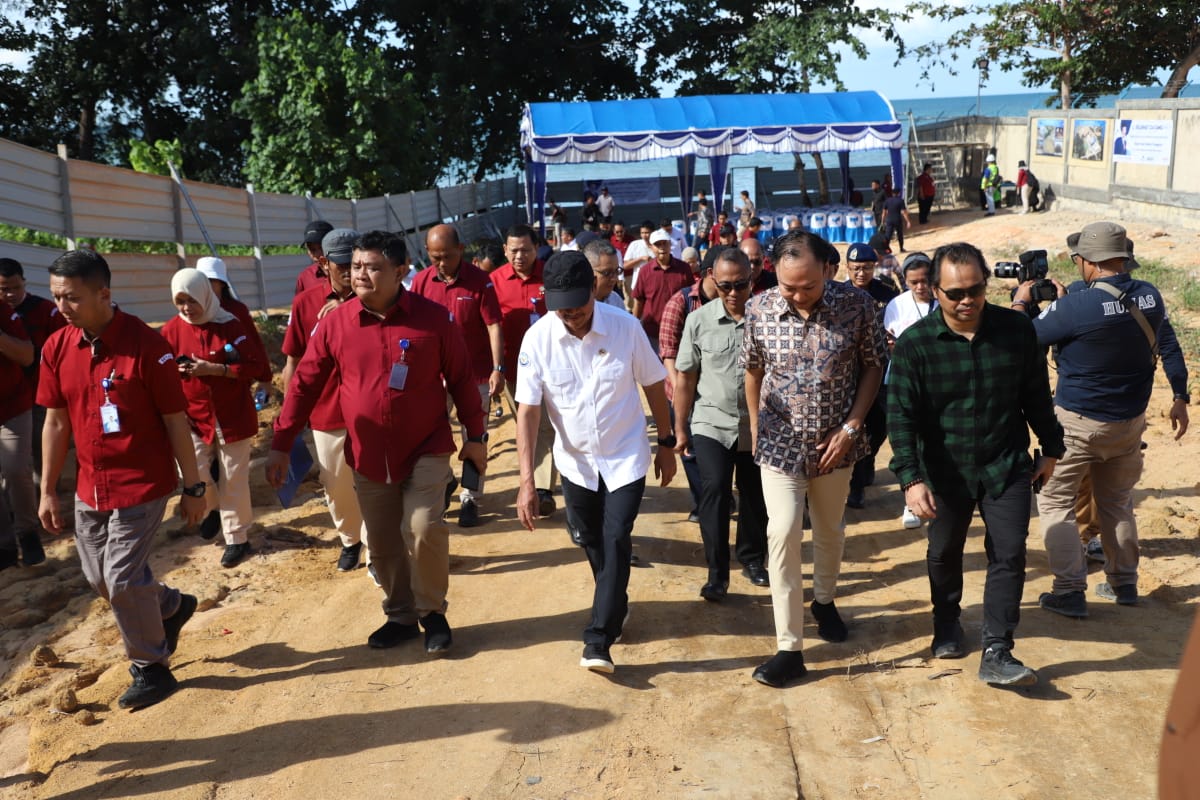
[2,205,1198,800]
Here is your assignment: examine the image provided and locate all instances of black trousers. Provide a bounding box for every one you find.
[692,435,768,583]
[850,386,887,494]
[925,472,1032,650]
[917,195,933,224]
[884,219,905,251]
[561,474,645,648]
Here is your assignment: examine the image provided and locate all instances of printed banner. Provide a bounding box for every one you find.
[1071,119,1107,162]
[582,178,660,206]
[1035,119,1065,157]
[1112,118,1174,165]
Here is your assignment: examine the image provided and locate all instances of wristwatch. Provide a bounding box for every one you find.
[657,434,678,448]
[493,365,505,373]
[841,423,860,440]
[1175,393,1191,404]
[182,482,207,498]
[467,433,489,444]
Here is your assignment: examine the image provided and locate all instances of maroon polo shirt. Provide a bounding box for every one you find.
[282,284,347,431]
[410,261,502,383]
[490,260,546,378]
[161,316,263,444]
[37,309,188,510]
[632,257,694,346]
[14,292,67,392]
[221,295,273,383]
[272,290,485,486]
[0,302,32,423]
[294,261,327,296]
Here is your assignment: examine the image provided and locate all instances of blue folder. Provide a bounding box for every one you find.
[275,435,315,509]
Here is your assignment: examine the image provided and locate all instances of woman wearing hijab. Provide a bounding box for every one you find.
[162,268,265,568]
[195,256,272,384]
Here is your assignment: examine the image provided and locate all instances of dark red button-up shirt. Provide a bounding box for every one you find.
[294,261,327,296]
[221,296,273,383]
[282,284,346,431]
[14,292,66,392]
[0,301,32,423]
[410,262,502,383]
[272,290,485,485]
[632,257,694,346]
[37,309,187,510]
[161,316,263,444]
[490,260,546,378]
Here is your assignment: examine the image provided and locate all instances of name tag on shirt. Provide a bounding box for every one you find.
[529,311,540,324]
[389,363,409,391]
[100,401,121,434]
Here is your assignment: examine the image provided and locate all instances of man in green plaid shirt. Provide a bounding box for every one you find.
[888,242,1064,687]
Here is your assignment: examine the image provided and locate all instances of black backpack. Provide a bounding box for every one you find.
[1027,171,1040,192]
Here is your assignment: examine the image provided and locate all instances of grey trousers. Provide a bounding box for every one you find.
[0,409,38,551]
[75,494,181,667]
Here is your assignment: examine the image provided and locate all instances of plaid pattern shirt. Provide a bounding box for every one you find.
[741,281,887,477]
[887,303,1065,498]
[659,280,710,403]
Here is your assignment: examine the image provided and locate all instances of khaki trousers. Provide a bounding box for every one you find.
[354,455,453,623]
[191,431,253,546]
[1038,409,1145,594]
[504,382,557,492]
[760,464,852,652]
[312,428,367,550]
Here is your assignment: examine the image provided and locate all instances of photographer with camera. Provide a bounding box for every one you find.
[996,249,1064,317]
[1012,222,1189,618]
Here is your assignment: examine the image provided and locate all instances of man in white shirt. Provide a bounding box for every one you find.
[661,217,686,260]
[620,221,657,308]
[882,252,936,531]
[515,251,676,675]
[596,187,616,220]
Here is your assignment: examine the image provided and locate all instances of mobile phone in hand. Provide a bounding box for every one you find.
[462,458,482,492]
[1031,448,1043,494]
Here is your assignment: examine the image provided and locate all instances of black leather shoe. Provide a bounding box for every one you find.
[199,509,221,540]
[421,612,453,654]
[810,599,848,642]
[367,621,420,649]
[752,650,807,688]
[931,620,966,659]
[699,581,728,602]
[163,594,197,656]
[845,489,865,509]
[536,489,556,518]
[19,532,46,566]
[220,542,250,568]
[118,663,179,709]
[742,561,770,587]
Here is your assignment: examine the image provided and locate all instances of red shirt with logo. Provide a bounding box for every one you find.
[14,293,67,393]
[37,310,187,510]
[161,316,263,444]
[490,260,547,378]
[282,284,347,431]
[221,295,273,382]
[272,290,485,485]
[410,262,502,383]
[0,301,32,423]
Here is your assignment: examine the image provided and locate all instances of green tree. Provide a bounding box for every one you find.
[235,11,436,198]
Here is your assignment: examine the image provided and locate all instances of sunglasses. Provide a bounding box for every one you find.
[715,279,752,293]
[936,282,987,302]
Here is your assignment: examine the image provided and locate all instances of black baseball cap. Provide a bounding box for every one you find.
[543,251,594,311]
[304,220,334,245]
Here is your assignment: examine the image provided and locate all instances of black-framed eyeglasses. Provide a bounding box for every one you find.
[593,269,619,279]
[715,279,752,293]
[848,265,874,273]
[936,282,986,301]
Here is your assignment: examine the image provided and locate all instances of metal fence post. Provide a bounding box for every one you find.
[55,144,77,250]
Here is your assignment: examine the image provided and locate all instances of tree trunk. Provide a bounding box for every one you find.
[1058,0,1073,109]
[1162,40,1200,98]
[812,152,830,206]
[793,153,811,208]
[77,101,95,162]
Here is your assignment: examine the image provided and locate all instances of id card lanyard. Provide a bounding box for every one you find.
[389,338,410,391]
[100,369,121,434]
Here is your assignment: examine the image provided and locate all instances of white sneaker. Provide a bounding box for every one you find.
[902,507,922,529]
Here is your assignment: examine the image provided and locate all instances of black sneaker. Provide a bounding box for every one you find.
[752,650,807,688]
[810,599,849,642]
[420,612,452,654]
[1095,582,1138,606]
[0,548,18,571]
[220,542,250,568]
[845,489,865,509]
[536,489,556,518]
[931,620,966,659]
[198,509,221,540]
[18,532,46,566]
[978,645,1037,687]
[580,643,614,674]
[1039,590,1088,618]
[118,663,179,709]
[367,620,420,648]
[163,594,198,655]
[458,498,480,528]
[337,542,362,572]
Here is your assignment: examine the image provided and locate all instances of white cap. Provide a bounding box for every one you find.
[986,154,996,163]
[195,256,238,299]
[649,229,672,245]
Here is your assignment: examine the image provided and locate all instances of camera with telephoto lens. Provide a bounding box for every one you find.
[995,249,1056,302]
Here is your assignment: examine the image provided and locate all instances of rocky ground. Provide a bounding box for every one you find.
[1,205,1197,799]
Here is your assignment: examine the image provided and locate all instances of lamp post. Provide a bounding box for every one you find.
[975,57,990,118]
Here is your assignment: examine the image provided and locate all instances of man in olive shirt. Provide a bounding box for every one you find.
[889,242,1063,687]
[673,248,768,601]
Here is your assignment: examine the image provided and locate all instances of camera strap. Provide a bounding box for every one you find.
[1091,281,1158,367]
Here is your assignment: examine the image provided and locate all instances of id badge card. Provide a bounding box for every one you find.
[100,401,121,434]
[529,311,540,324]
[389,363,409,391]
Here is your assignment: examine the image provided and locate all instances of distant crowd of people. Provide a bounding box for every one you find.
[0,204,1188,709]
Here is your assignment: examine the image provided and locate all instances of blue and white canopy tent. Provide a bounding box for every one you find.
[520,91,905,231]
